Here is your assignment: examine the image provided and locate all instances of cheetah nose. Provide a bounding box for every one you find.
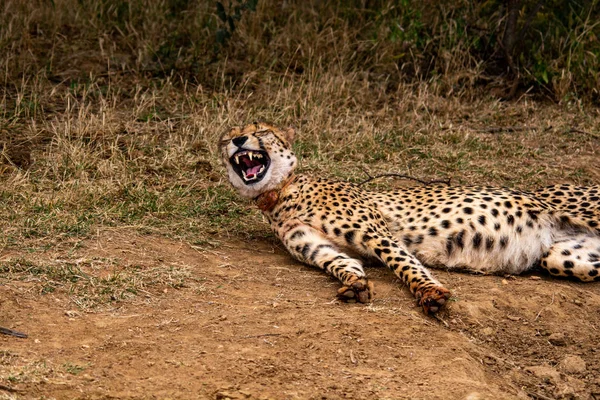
[232,136,248,147]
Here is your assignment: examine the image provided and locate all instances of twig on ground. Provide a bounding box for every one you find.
[478,126,534,134]
[526,391,554,400]
[566,128,600,139]
[0,326,27,338]
[241,333,282,339]
[534,292,555,321]
[433,314,450,328]
[0,384,21,393]
[358,169,451,187]
[349,350,357,364]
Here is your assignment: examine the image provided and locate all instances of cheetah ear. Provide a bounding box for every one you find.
[284,127,295,143]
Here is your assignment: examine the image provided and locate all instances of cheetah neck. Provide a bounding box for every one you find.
[255,174,297,213]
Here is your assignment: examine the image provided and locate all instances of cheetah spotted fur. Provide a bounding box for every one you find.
[219,123,600,314]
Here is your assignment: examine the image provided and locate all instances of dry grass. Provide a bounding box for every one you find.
[0,255,204,311]
[0,1,599,304]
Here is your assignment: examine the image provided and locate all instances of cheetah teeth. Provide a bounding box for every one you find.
[233,151,263,165]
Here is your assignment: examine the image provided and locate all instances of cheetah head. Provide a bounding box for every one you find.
[219,122,297,198]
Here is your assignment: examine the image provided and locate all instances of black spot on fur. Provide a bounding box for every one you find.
[563,260,574,269]
[301,244,310,259]
[344,230,355,244]
[310,244,333,260]
[446,237,454,255]
[499,236,508,248]
[456,230,465,249]
[472,232,482,249]
[289,230,305,241]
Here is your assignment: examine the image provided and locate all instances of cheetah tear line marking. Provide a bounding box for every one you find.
[220,123,600,314]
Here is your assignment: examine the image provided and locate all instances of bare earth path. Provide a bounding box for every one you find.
[1,231,599,399]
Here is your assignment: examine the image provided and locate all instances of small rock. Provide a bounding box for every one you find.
[507,315,520,321]
[561,355,586,374]
[481,327,494,336]
[501,279,509,285]
[548,332,567,346]
[554,376,586,398]
[525,365,561,383]
[530,276,541,280]
[483,356,496,365]
[216,391,245,400]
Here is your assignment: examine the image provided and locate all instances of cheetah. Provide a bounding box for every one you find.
[219,122,600,314]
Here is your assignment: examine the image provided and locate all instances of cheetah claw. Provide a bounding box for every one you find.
[416,286,451,315]
[337,278,374,304]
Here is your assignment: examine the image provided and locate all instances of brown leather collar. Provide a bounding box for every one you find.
[255,175,296,213]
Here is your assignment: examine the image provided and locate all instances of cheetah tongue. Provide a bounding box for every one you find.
[243,165,264,180]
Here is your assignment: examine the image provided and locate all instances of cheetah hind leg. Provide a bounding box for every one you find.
[541,234,600,282]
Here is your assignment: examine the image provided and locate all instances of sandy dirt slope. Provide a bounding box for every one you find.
[1,231,599,399]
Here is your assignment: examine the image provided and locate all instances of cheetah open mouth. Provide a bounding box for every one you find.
[230,150,270,184]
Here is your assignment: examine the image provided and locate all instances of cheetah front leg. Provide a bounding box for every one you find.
[279,220,374,303]
[358,233,451,314]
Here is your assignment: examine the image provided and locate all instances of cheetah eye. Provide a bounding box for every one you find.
[254,129,273,137]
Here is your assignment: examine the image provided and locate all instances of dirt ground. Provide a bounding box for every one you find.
[1,230,599,400]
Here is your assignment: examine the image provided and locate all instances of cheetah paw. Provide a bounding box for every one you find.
[337,278,374,304]
[416,286,451,315]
